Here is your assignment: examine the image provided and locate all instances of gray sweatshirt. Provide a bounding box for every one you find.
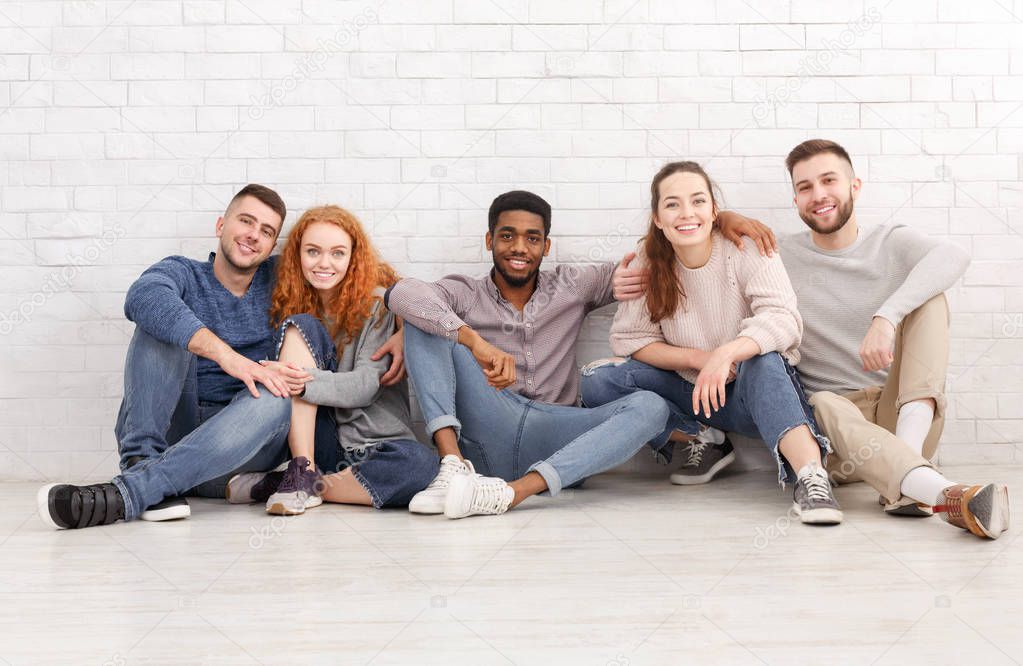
[779,223,970,395]
[301,298,416,452]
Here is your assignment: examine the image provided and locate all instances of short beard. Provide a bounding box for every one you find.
[493,254,540,288]
[219,237,261,272]
[799,192,854,235]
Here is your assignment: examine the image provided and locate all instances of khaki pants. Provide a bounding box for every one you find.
[808,294,950,503]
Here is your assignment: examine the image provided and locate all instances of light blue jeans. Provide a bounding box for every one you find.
[403,324,670,495]
[581,353,830,485]
[112,328,291,520]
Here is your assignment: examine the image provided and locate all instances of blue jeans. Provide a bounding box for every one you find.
[403,324,670,496]
[112,328,291,521]
[580,353,830,485]
[276,314,439,508]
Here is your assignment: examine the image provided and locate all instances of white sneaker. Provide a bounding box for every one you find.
[444,472,514,519]
[409,455,474,514]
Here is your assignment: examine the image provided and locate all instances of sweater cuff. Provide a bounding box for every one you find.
[873,307,901,329]
[737,326,776,356]
[299,368,332,405]
[173,319,205,351]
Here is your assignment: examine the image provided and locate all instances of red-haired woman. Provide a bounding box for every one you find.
[226,205,438,515]
[581,161,843,526]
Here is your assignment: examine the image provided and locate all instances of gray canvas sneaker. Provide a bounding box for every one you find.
[792,463,843,525]
[669,437,736,485]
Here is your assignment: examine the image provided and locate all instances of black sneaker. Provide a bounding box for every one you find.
[669,438,736,485]
[37,482,125,530]
[140,496,191,522]
[792,463,843,525]
[124,455,190,522]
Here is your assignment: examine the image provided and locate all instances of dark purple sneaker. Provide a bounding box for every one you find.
[265,457,324,516]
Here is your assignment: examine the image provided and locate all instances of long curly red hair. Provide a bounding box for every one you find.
[270,205,400,345]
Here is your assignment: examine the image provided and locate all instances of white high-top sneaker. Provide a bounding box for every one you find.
[409,455,474,514]
[444,472,514,519]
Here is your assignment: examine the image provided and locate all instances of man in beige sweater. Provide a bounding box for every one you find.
[615,141,1009,540]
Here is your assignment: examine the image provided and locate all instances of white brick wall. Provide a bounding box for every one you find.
[1,0,1021,480]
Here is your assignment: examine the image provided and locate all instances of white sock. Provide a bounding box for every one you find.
[895,400,935,456]
[697,425,725,445]
[900,466,955,506]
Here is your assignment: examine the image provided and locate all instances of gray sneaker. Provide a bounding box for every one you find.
[669,438,736,486]
[792,463,843,525]
[265,457,324,516]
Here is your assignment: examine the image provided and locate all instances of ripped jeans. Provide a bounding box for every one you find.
[580,352,830,485]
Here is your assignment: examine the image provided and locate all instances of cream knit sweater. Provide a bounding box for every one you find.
[610,231,803,384]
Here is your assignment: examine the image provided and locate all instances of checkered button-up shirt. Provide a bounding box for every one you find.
[386,263,616,405]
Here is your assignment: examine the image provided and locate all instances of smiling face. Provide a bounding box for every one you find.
[215,195,283,271]
[486,209,551,289]
[791,152,861,235]
[653,170,718,252]
[299,221,353,298]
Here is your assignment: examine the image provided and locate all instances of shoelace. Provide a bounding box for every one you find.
[470,478,511,514]
[802,472,833,503]
[280,458,316,493]
[685,441,707,467]
[430,457,467,489]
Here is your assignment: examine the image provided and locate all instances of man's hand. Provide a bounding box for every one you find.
[188,327,290,398]
[220,351,290,398]
[258,360,312,396]
[460,327,516,390]
[860,316,896,372]
[716,210,778,257]
[372,326,406,386]
[613,252,649,301]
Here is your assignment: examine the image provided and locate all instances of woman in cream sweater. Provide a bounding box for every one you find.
[581,161,841,525]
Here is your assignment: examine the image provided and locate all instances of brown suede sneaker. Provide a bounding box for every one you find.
[934,483,1010,539]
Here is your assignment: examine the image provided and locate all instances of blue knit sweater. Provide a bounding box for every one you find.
[124,252,278,403]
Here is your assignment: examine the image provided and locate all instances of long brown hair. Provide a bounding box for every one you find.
[270,205,399,344]
[643,161,720,322]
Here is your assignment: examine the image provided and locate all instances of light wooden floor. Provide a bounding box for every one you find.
[3,465,1021,665]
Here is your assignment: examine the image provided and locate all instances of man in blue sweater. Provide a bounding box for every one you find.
[38,185,309,529]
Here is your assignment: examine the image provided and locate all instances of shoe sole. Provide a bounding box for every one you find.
[36,483,64,530]
[968,484,1010,539]
[139,503,190,522]
[266,495,323,516]
[669,451,736,486]
[792,501,844,525]
[880,495,934,517]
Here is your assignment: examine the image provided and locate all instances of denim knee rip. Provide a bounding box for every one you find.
[273,313,338,371]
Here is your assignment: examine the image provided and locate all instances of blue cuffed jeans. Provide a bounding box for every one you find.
[403,324,671,496]
[580,353,830,485]
[274,314,440,508]
[112,328,292,521]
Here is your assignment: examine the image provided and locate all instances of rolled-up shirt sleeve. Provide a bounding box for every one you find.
[384,275,480,339]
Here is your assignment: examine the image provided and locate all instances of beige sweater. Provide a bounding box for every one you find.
[610,232,803,384]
